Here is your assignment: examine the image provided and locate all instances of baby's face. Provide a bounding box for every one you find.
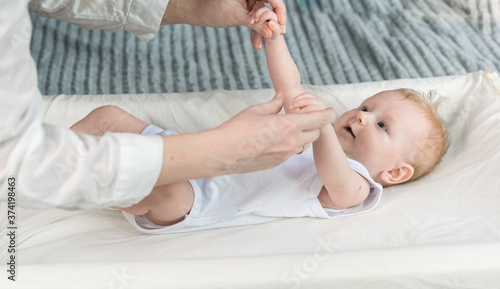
[333,90,430,182]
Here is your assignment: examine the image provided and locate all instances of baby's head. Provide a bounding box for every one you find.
[333,89,449,186]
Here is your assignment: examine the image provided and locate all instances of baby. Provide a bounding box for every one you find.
[71,8,449,234]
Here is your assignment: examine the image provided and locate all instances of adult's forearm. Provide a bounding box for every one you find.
[155,129,228,186]
[162,0,251,28]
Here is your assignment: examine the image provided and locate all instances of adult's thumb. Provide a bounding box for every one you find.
[250,30,263,50]
[260,92,284,114]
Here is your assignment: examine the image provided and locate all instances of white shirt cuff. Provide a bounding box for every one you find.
[125,0,170,41]
[113,133,164,207]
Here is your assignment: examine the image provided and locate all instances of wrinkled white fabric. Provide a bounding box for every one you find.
[29,0,170,41]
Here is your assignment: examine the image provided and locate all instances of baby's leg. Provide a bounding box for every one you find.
[120,181,194,226]
[70,105,149,136]
[72,106,194,225]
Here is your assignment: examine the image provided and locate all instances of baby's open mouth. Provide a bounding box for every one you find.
[346,126,355,138]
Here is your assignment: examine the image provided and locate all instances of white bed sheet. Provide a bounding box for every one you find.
[1,70,500,288]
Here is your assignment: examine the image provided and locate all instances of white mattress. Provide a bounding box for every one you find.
[1,70,500,288]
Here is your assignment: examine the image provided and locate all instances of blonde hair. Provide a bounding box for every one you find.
[395,88,450,182]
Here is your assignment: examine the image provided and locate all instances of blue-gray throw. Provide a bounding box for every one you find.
[30,0,500,95]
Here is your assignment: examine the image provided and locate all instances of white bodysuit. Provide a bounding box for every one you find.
[123,125,383,234]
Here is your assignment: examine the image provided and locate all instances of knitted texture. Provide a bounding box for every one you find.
[30,0,500,95]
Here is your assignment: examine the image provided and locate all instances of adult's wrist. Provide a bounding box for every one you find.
[154,128,231,187]
[161,0,196,26]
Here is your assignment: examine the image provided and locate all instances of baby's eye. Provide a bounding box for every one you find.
[361,107,368,112]
[378,122,387,131]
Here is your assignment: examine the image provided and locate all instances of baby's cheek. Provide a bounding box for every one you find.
[353,140,378,163]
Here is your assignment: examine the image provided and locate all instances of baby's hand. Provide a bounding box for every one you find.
[289,93,329,113]
[250,4,282,40]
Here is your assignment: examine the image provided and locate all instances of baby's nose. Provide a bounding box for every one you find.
[355,111,367,126]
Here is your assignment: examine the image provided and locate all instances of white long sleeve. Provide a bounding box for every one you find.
[28,0,170,41]
[0,0,163,209]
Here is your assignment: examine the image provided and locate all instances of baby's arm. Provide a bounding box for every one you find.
[255,9,304,113]
[255,7,371,209]
[290,95,371,210]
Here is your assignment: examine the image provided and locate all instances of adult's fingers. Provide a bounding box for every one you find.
[290,107,337,131]
[299,130,319,147]
[295,143,312,154]
[289,98,325,111]
[250,30,264,50]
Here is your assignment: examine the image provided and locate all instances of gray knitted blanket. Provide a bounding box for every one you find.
[30,0,500,95]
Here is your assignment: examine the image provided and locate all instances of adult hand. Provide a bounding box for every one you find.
[212,92,336,174]
[155,92,336,187]
[162,0,287,50]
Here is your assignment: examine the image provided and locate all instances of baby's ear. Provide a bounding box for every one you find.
[379,163,414,185]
